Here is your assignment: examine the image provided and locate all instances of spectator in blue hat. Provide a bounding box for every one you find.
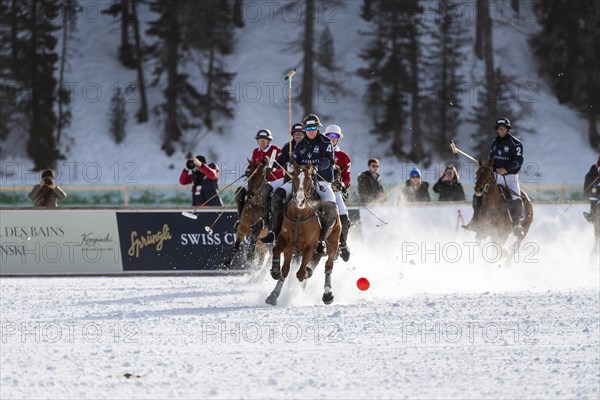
[402,167,431,202]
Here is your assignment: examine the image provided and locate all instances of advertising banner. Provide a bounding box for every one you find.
[0,210,122,274]
[116,211,238,271]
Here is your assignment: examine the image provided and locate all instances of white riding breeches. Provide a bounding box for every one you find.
[335,191,348,215]
[269,178,285,191]
[495,173,521,201]
[280,180,337,203]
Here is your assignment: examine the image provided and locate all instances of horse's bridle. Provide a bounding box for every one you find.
[475,166,497,196]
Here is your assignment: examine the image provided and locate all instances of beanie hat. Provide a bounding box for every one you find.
[195,155,207,164]
[409,167,421,178]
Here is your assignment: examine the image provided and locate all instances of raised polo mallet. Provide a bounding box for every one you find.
[285,68,296,157]
[450,140,478,163]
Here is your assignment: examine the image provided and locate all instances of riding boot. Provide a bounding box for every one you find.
[339,214,351,262]
[462,195,482,231]
[233,187,246,230]
[260,188,285,243]
[315,202,337,257]
[250,185,273,233]
[235,187,246,218]
[584,200,599,224]
[511,198,525,237]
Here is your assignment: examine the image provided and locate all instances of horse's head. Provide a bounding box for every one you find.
[247,160,266,195]
[292,162,314,208]
[474,159,496,197]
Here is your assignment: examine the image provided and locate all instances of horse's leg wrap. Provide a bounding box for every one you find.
[234,187,246,218]
[324,270,332,293]
[270,257,281,280]
[265,278,285,306]
[260,188,286,243]
[322,270,334,304]
[339,214,351,262]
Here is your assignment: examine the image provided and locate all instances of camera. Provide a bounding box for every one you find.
[43,177,53,185]
[186,159,196,170]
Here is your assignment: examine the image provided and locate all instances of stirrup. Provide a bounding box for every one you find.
[250,218,265,233]
[583,212,594,224]
[260,231,276,243]
[340,245,350,262]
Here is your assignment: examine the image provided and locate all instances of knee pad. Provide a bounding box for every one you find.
[323,201,338,221]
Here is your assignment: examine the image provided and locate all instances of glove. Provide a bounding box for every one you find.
[286,163,294,174]
[318,158,331,171]
[331,181,343,192]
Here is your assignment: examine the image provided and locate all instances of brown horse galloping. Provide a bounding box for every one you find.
[221,161,270,268]
[473,159,534,248]
[265,163,341,305]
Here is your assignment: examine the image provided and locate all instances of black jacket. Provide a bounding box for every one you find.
[402,181,431,202]
[583,164,600,198]
[432,178,466,201]
[357,170,384,203]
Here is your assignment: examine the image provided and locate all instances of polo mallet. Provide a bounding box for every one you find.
[181,168,259,232]
[351,193,388,227]
[181,172,247,221]
[450,140,478,163]
[285,68,296,159]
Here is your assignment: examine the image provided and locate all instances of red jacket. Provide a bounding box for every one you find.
[334,147,351,188]
[179,163,219,185]
[248,145,284,181]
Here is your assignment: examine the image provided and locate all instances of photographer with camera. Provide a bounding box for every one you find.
[432,163,466,202]
[179,155,223,206]
[27,169,67,208]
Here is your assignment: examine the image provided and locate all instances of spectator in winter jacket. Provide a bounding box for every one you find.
[28,169,67,207]
[583,154,600,224]
[401,167,431,202]
[357,158,385,204]
[432,164,466,202]
[179,155,223,206]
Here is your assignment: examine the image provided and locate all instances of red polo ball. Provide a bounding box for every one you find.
[356,277,370,291]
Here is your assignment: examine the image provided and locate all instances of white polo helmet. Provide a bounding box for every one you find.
[324,124,343,138]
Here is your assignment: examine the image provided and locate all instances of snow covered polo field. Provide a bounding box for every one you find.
[1,203,598,399]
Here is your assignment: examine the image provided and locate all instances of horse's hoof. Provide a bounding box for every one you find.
[322,292,334,305]
[265,294,277,306]
[296,271,306,282]
[270,269,282,280]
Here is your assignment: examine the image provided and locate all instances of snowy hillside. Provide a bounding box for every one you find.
[1,0,597,188]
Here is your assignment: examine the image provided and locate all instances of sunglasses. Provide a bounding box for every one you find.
[292,132,304,136]
[305,127,318,131]
[326,133,340,139]
[410,175,420,179]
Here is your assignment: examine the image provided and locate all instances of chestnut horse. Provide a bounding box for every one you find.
[221,161,269,268]
[265,163,341,305]
[473,159,534,248]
